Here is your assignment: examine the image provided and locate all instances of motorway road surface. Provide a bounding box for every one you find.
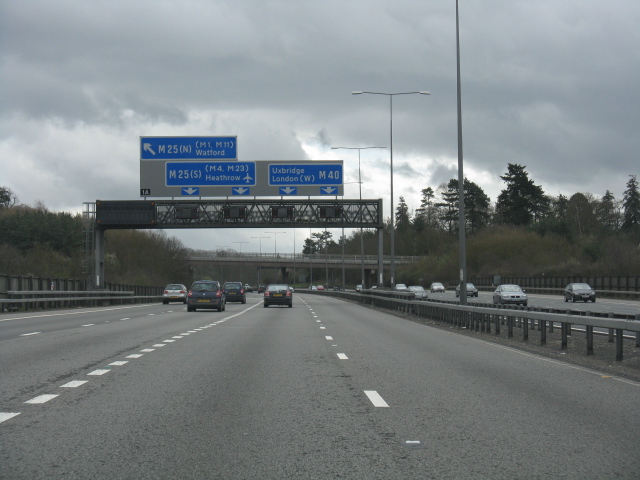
[1,294,639,479]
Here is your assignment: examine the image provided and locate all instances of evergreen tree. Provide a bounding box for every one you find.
[436,178,491,234]
[596,190,621,233]
[395,196,410,232]
[496,164,549,226]
[622,175,640,232]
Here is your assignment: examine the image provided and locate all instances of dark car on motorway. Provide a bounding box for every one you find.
[162,283,188,304]
[430,282,446,293]
[493,284,528,306]
[223,281,247,304]
[244,284,253,293]
[187,280,226,312]
[258,284,266,293]
[456,283,479,297]
[263,284,293,308]
[564,283,596,303]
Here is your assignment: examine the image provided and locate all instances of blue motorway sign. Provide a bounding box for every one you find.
[166,162,255,186]
[268,163,342,186]
[141,136,237,160]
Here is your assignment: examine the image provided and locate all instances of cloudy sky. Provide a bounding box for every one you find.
[2,0,639,254]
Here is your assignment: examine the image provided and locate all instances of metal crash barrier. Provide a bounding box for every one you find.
[303,288,640,362]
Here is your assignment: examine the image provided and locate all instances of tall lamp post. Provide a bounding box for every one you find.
[455,0,468,304]
[331,146,386,288]
[232,241,248,254]
[251,236,270,286]
[352,90,429,287]
[265,231,286,282]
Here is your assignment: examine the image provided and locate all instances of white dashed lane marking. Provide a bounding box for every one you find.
[364,390,389,408]
[60,381,88,388]
[0,413,20,424]
[126,354,144,359]
[337,353,348,360]
[25,394,59,404]
[109,361,128,366]
[20,332,41,336]
[87,369,110,376]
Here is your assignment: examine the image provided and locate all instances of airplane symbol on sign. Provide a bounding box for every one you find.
[243,173,253,183]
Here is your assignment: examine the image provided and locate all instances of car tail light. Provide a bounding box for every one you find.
[187,290,193,297]
[180,290,186,294]
[240,289,244,294]
[286,290,292,297]
[163,290,169,294]
[264,291,270,297]
[216,291,221,297]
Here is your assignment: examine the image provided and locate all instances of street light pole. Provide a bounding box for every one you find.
[331,146,386,288]
[251,236,270,285]
[232,241,248,254]
[456,0,468,304]
[352,91,429,286]
[265,231,286,282]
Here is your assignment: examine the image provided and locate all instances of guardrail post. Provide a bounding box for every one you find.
[636,314,640,348]
[561,322,568,350]
[608,312,615,342]
[523,313,529,341]
[616,329,623,361]
[495,313,500,335]
[586,325,594,356]
[507,315,513,338]
[540,320,546,345]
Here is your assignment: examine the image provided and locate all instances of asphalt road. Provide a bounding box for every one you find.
[1,294,639,479]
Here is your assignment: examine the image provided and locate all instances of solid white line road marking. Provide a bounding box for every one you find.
[109,361,128,366]
[337,353,348,360]
[126,354,143,359]
[60,380,88,388]
[364,390,389,407]
[20,332,41,336]
[0,412,21,423]
[25,394,59,404]
[87,369,110,375]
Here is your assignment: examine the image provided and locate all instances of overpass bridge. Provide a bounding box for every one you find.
[187,252,424,286]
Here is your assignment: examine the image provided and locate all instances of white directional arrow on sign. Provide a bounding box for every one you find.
[233,187,250,195]
[321,187,338,194]
[143,143,156,155]
[182,188,199,195]
[280,187,297,195]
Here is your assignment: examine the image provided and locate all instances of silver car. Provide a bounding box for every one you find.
[430,282,445,293]
[408,285,428,300]
[162,284,187,304]
[493,284,528,306]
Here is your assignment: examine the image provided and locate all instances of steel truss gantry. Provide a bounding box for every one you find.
[85,199,385,288]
